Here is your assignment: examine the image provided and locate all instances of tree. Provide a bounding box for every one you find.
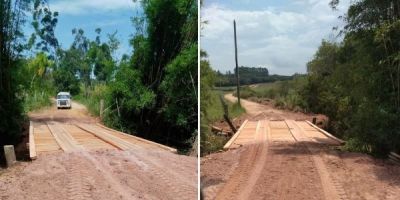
[27,52,52,88]
[106,0,198,150]
[0,0,31,147]
[87,29,118,83]
[303,0,400,155]
[29,0,59,60]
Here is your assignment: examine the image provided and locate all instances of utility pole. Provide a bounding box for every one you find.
[234,20,241,106]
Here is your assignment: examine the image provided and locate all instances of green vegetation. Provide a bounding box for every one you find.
[299,0,400,156]
[205,91,244,122]
[200,51,245,155]
[215,66,293,86]
[74,84,108,117]
[201,90,244,154]
[1,0,37,149]
[233,75,308,111]
[100,0,198,152]
[0,0,198,155]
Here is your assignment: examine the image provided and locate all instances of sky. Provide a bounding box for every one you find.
[25,0,141,59]
[201,0,351,75]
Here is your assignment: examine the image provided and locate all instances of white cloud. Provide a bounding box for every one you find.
[201,0,351,75]
[50,0,138,15]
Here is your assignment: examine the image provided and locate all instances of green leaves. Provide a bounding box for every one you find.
[160,44,198,128]
[303,0,400,155]
[31,0,59,57]
[109,67,155,111]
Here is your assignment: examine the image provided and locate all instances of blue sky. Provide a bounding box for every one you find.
[25,0,141,59]
[201,0,351,75]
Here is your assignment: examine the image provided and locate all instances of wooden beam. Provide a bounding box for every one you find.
[305,120,345,144]
[29,121,37,160]
[76,124,138,151]
[223,119,249,149]
[95,123,177,153]
[284,120,308,142]
[390,152,400,160]
[47,122,81,152]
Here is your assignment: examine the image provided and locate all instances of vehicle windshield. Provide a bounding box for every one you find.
[57,95,70,99]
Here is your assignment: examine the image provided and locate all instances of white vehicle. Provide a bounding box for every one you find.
[56,92,71,109]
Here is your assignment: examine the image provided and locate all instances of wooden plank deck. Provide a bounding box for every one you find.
[30,121,177,159]
[269,120,295,142]
[224,120,343,150]
[33,123,62,153]
[63,124,117,150]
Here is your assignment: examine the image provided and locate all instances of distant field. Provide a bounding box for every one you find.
[223,77,308,111]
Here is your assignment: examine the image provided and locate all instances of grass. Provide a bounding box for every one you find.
[205,90,245,122]
[74,84,108,117]
[23,90,53,112]
[231,77,308,111]
[201,90,246,155]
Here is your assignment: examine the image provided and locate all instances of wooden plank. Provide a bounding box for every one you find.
[390,152,400,160]
[29,121,37,160]
[268,121,295,142]
[223,119,249,149]
[285,120,308,142]
[305,120,345,144]
[266,120,272,142]
[65,125,117,150]
[47,122,81,152]
[34,123,61,153]
[95,123,177,153]
[76,124,136,151]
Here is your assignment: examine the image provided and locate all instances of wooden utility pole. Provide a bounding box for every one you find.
[234,20,241,106]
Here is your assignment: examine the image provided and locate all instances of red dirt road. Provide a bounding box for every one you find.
[0,101,197,200]
[201,95,400,200]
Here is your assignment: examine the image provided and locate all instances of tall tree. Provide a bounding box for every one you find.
[107,0,198,150]
[0,0,31,146]
[304,0,400,155]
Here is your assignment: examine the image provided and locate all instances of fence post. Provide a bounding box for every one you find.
[100,99,104,119]
[312,117,317,124]
[4,145,16,167]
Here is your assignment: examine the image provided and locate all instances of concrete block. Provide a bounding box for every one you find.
[4,145,16,167]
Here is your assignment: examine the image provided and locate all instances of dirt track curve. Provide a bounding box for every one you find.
[0,101,197,200]
[201,94,400,200]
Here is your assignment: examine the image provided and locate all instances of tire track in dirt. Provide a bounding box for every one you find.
[385,183,400,200]
[129,151,197,199]
[214,144,260,200]
[305,144,348,200]
[249,142,324,200]
[146,164,197,200]
[91,150,197,200]
[288,121,348,200]
[66,157,94,200]
[214,121,267,200]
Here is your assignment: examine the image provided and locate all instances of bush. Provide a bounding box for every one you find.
[75,84,108,116]
[23,91,52,112]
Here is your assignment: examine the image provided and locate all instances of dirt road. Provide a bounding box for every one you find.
[201,95,400,200]
[224,93,312,120]
[0,101,197,200]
